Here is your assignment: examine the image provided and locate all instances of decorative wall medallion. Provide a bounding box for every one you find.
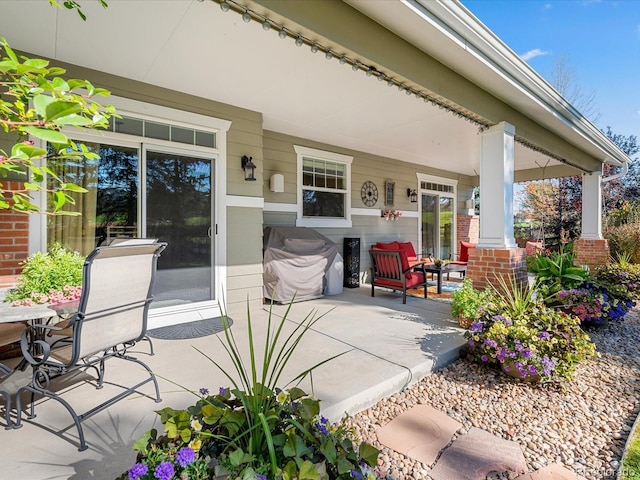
[361,181,378,206]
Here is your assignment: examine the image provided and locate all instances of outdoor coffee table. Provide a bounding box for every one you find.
[422,263,467,294]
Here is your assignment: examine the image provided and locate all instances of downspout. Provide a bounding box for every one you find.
[601,160,629,184]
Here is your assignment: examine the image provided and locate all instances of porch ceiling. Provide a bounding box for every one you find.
[0,0,559,177]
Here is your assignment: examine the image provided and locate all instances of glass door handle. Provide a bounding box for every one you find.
[207,227,212,238]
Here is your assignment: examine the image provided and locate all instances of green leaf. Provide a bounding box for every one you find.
[53,191,65,210]
[131,429,156,455]
[60,183,87,193]
[298,460,321,480]
[359,443,380,466]
[33,94,55,118]
[10,144,47,160]
[23,126,68,144]
[179,427,192,443]
[337,456,354,475]
[227,447,252,467]
[319,439,337,464]
[24,182,40,191]
[54,114,92,127]
[288,387,307,400]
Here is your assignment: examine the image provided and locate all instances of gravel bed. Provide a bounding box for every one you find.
[346,308,640,480]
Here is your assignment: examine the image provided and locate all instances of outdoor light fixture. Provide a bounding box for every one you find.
[241,155,257,181]
[407,189,418,203]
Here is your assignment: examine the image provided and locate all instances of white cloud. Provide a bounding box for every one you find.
[520,49,551,61]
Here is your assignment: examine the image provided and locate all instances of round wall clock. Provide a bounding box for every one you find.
[361,181,379,206]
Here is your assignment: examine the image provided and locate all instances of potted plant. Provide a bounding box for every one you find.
[4,243,84,306]
[450,278,492,328]
[464,277,597,382]
[119,301,380,480]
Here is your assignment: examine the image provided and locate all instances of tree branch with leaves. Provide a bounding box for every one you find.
[0,37,116,214]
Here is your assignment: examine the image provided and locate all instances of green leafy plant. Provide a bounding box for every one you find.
[4,243,84,305]
[120,300,380,480]
[465,301,597,383]
[0,35,116,214]
[604,222,640,264]
[450,278,494,327]
[527,249,589,300]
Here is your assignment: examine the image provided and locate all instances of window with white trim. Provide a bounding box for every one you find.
[294,145,352,228]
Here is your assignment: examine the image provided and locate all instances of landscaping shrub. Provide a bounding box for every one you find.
[119,301,379,480]
[5,243,84,305]
[465,301,597,383]
[526,249,589,301]
[604,222,640,264]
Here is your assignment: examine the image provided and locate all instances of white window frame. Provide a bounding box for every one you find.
[294,145,352,228]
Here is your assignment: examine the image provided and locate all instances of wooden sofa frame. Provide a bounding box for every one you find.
[369,249,429,304]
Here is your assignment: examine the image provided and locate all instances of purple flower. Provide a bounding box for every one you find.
[128,463,148,480]
[468,339,475,346]
[538,332,550,340]
[350,471,363,480]
[219,387,228,396]
[522,349,532,359]
[176,446,195,467]
[316,421,329,435]
[528,365,538,375]
[257,475,268,480]
[154,461,175,480]
[469,322,483,333]
[484,339,497,348]
[480,355,488,362]
[199,387,209,396]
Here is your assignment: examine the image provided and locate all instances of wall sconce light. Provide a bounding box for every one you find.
[464,198,474,210]
[270,173,284,192]
[407,188,418,203]
[241,155,256,181]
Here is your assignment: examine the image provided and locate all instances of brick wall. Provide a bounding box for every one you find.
[457,214,479,244]
[0,181,29,276]
[467,247,527,291]
[574,238,609,269]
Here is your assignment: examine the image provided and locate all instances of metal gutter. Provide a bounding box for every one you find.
[403,0,631,167]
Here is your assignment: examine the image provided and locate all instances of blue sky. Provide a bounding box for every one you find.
[462,0,640,139]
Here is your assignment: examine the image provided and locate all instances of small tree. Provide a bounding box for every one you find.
[0,37,116,215]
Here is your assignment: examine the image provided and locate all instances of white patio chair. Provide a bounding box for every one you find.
[15,242,167,451]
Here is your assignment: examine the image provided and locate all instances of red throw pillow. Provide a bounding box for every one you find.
[375,241,400,251]
[459,241,476,262]
[398,242,417,260]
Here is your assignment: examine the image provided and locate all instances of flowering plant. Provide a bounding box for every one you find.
[5,243,84,306]
[122,386,378,480]
[465,276,597,382]
[120,300,379,480]
[465,303,597,382]
[556,281,635,325]
[382,210,402,222]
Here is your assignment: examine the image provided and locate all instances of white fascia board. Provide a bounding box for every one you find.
[403,0,630,167]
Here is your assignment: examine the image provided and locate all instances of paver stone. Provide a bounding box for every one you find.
[375,404,462,465]
[429,426,527,480]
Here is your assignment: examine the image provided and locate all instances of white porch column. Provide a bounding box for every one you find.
[478,122,517,249]
[580,168,603,240]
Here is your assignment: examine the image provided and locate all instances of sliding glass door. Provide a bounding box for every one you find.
[47,142,215,307]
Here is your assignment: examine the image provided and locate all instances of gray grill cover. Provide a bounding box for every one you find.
[263,226,341,302]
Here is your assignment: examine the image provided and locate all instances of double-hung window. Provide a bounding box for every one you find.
[294,146,352,228]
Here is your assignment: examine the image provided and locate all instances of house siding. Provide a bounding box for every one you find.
[262,130,472,284]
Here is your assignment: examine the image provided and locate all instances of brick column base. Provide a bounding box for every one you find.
[0,181,29,276]
[467,247,527,291]
[573,239,609,269]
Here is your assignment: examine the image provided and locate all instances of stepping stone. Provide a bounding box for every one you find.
[515,463,587,479]
[429,427,527,480]
[375,405,462,465]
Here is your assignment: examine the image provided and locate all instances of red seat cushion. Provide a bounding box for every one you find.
[375,271,426,288]
[459,241,476,263]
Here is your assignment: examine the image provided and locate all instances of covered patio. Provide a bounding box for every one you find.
[0,288,464,478]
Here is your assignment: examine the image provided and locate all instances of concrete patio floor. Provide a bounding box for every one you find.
[0,286,466,479]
